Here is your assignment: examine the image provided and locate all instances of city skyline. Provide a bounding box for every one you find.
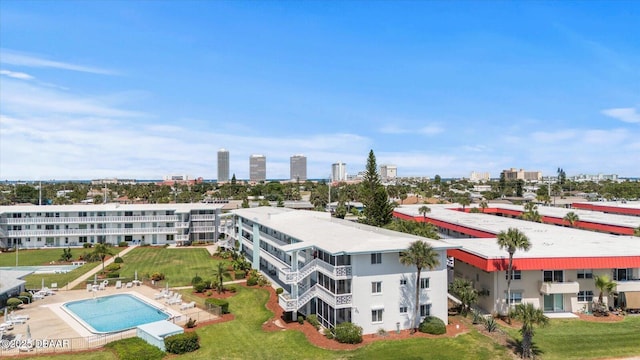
[1,2,638,181]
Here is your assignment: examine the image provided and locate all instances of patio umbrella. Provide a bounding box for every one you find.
[94,273,97,285]
[3,307,7,321]
[26,325,31,340]
[134,270,138,282]
[41,278,45,290]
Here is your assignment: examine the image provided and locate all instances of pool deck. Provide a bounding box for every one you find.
[1,284,211,355]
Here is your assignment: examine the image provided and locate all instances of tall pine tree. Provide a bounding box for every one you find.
[361,150,394,227]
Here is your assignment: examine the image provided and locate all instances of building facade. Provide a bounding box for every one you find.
[290,155,307,181]
[331,162,347,183]
[0,203,224,249]
[249,154,267,182]
[380,165,397,183]
[222,207,454,335]
[217,149,230,183]
[501,168,542,182]
[469,171,491,182]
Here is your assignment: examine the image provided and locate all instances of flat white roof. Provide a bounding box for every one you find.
[396,204,640,259]
[137,320,183,338]
[232,207,456,255]
[494,204,640,228]
[0,203,225,214]
[575,201,640,210]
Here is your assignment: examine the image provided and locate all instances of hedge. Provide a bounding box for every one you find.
[205,298,230,314]
[114,256,124,263]
[246,277,258,286]
[334,322,363,344]
[104,337,165,360]
[306,314,320,329]
[164,332,200,354]
[419,316,446,335]
[7,298,22,309]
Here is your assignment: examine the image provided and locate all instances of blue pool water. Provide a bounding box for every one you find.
[63,294,170,333]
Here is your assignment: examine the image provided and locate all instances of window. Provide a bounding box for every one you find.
[371,253,382,264]
[400,279,407,286]
[167,234,174,241]
[578,290,594,302]
[420,278,430,289]
[543,270,563,282]
[371,309,383,323]
[124,223,133,229]
[371,281,382,294]
[577,269,593,279]
[79,236,88,243]
[613,268,631,281]
[399,306,408,314]
[420,304,431,317]
[509,291,523,304]
[506,270,522,280]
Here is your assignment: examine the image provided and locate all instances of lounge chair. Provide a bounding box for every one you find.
[126,282,133,288]
[87,284,93,292]
[0,322,14,331]
[98,283,105,291]
[11,313,29,321]
[164,291,173,298]
[115,280,122,289]
[180,301,196,310]
[33,293,45,300]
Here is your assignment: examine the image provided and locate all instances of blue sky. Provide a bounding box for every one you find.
[1,1,638,180]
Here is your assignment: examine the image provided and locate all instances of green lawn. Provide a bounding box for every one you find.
[117,247,228,287]
[0,248,71,266]
[23,263,96,289]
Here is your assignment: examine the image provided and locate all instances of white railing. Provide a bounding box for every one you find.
[280,259,352,284]
[191,214,216,221]
[175,235,190,241]
[1,215,180,225]
[6,227,178,237]
[277,285,352,311]
[539,281,580,295]
[175,222,190,228]
[191,226,216,233]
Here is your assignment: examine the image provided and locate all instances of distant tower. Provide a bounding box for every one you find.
[331,162,347,182]
[249,154,266,182]
[380,164,397,182]
[290,155,307,181]
[217,149,230,183]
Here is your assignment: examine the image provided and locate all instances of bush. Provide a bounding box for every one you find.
[105,337,165,360]
[234,270,245,279]
[419,316,446,335]
[150,272,165,281]
[118,241,129,247]
[484,317,498,332]
[114,256,124,263]
[298,315,304,324]
[83,243,93,248]
[19,291,33,302]
[257,275,270,287]
[246,277,258,286]
[7,298,23,310]
[185,318,197,328]
[193,282,207,293]
[164,332,200,354]
[107,272,120,278]
[325,330,334,340]
[205,298,229,314]
[307,314,320,329]
[226,285,237,293]
[191,275,203,285]
[105,263,121,272]
[472,309,483,324]
[276,287,284,295]
[334,322,363,344]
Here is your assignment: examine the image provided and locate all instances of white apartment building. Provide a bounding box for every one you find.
[394,204,640,315]
[331,162,347,183]
[223,207,455,334]
[380,165,397,183]
[0,203,225,249]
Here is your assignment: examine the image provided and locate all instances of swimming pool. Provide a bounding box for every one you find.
[62,294,170,333]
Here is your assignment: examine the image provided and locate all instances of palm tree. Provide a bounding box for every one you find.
[92,243,114,272]
[399,241,440,332]
[563,211,579,227]
[594,275,616,305]
[458,196,471,210]
[212,262,228,294]
[634,226,640,237]
[418,205,431,223]
[497,228,531,319]
[449,278,478,316]
[479,200,488,213]
[511,303,549,359]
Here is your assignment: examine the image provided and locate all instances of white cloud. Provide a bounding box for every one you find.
[379,123,444,136]
[601,107,640,124]
[418,125,444,135]
[0,69,34,80]
[0,49,116,75]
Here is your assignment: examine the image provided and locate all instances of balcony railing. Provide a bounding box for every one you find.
[191,214,216,221]
[614,280,640,292]
[191,226,216,233]
[1,215,180,225]
[539,281,580,295]
[175,235,190,242]
[280,259,352,284]
[6,227,178,237]
[277,284,352,312]
[175,222,190,228]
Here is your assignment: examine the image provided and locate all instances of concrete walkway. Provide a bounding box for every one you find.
[63,245,138,290]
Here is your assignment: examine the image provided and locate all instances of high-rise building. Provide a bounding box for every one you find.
[250,154,266,182]
[380,164,397,182]
[217,149,230,183]
[501,168,542,182]
[469,171,490,182]
[331,162,347,182]
[290,155,307,181]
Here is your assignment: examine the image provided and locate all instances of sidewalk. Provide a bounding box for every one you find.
[63,245,138,290]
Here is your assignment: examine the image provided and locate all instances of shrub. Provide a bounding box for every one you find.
[118,241,129,247]
[234,270,245,279]
[105,263,121,272]
[83,243,93,248]
[105,337,165,360]
[191,275,203,285]
[114,256,124,263]
[107,272,120,278]
[276,287,284,295]
[325,330,334,340]
[7,298,23,310]
[150,272,165,281]
[307,314,320,329]
[193,282,207,293]
[257,275,270,287]
[334,322,363,344]
[298,315,304,324]
[185,318,197,328]
[419,316,446,335]
[164,332,200,354]
[19,291,33,302]
[472,309,483,324]
[484,317,498,333]
[377,328,388,337]
[205,298,229,314]
[246,277,258,286]
[226,285,237,293]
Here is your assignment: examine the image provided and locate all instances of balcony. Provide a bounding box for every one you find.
[175,234,190,242]
[191,226,216,233]
[1,215,180,224]
[176,222,190,228]
[191,214,216,221]
[539,281,580,295]
[6,227,178,237]
[277,285,352,312]
[614,280,640,292]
